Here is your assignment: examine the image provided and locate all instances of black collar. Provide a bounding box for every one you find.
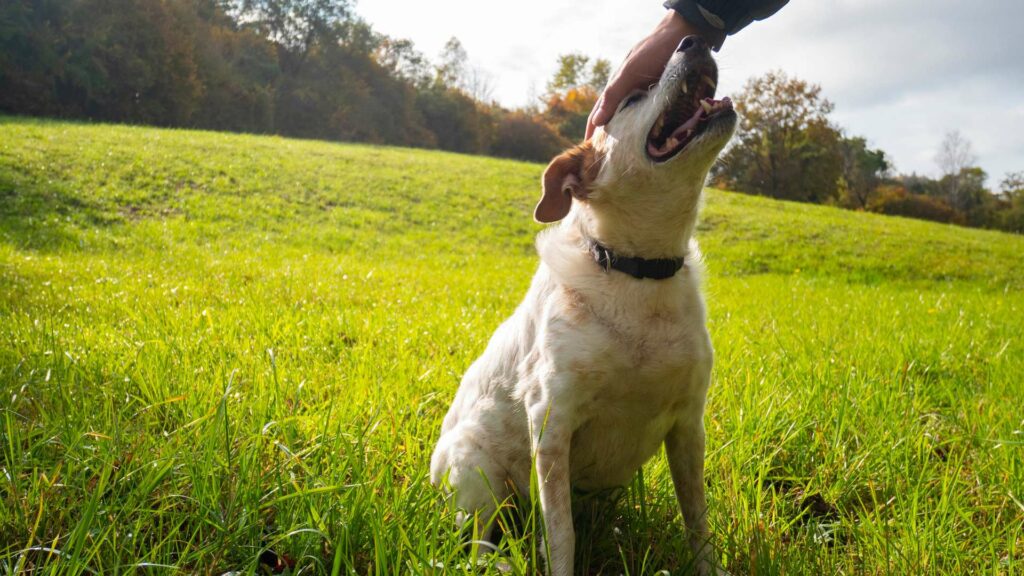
[589,242,685,280]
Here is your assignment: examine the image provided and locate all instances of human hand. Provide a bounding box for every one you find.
[585,10,723,140]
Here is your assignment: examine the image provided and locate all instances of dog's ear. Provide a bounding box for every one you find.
[535,142,599,223]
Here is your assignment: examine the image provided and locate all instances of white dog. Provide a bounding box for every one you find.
[431,35,736,575]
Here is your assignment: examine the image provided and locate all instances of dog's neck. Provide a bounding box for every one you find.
[567,181,703,261]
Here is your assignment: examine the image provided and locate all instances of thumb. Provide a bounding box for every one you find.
[592,80,632,128]
[585,98,602,140]
[591,98,614,128]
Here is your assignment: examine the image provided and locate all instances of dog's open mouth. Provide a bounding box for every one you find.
[646,73,733,162]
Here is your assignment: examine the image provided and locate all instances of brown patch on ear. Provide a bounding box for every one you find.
[534,141,602,223]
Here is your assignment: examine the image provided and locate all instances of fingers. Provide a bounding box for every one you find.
[586,65,637,140]
[585,10,692,141]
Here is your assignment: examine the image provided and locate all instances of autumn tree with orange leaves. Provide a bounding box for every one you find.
[542,54,611,142]
[712,70,843,204]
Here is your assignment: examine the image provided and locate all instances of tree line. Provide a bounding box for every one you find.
[710,71,1024,234]
[1,0,1020,233]
[0,0,575,161]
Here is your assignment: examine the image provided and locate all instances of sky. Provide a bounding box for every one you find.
[358,0,1024,183]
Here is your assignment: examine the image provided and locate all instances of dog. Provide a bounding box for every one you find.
[430,35,736,575]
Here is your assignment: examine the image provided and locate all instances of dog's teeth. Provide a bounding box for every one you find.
[702,75,716,89]
[681,82,688,94]
[700,100,713,113]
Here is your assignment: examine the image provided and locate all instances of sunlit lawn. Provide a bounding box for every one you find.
[1,116,1022,574]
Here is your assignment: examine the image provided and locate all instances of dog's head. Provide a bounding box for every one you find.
[535,36,736,233]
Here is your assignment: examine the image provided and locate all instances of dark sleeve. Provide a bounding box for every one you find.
[663,0,789,49]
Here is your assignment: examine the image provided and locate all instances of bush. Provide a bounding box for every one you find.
[868,185,962,224]
[999,206,1024,233]
[489,112,568,162]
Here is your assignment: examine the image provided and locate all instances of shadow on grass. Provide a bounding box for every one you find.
[0,168,119,252]
[477,488,712,575]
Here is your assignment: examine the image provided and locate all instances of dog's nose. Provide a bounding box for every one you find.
[676,35,707,53]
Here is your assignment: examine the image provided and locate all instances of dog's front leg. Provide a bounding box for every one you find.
[528,401,574,576]
[665,414,721,576]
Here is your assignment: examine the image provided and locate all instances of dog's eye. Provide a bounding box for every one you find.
[620,92,645,110]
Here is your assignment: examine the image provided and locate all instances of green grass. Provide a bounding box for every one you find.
[1,115,1022,575]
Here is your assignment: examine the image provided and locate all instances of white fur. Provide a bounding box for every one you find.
[431,47,736,575]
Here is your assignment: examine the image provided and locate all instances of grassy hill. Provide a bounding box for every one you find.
[1,116,1022,574]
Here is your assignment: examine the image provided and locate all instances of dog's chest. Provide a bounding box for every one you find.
[558,309,710,490]
[560,280,708,377]
[568,368,691,489]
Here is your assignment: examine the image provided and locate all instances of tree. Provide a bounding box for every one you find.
[839,136,890,209]
[998,172,1024,233]
[375,37,431,87]
[463,67,495,103]
[934,130,977,210]
[547,53,610,93]
[233,0,350,55]
[940,166,995,226]
[542,53,611,142]
[589,58,611,92]
[62,0,207,125]
[548,53,590,93]
[999,171,1024,200]
[191,10,281,132]
[435,37,468,89]
[0,0,69,115]
[713,71,842,203]
[900,172,944,198]
[432,36,493,101]
[416,84,490,154]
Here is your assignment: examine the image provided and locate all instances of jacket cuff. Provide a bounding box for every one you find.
[663,0,727,50]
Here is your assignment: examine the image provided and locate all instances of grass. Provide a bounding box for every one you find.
[0,115,1022,574]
